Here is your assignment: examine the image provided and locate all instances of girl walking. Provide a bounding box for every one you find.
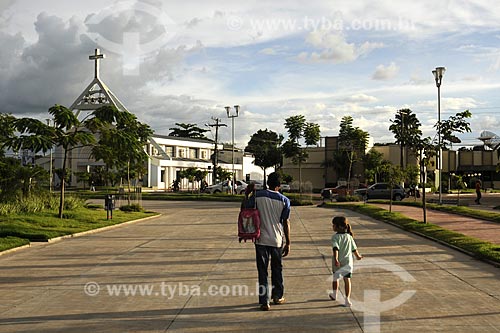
[329,216,363,307]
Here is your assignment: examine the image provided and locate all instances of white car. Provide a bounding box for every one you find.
[280,183,291,192]
[205,180,248,194]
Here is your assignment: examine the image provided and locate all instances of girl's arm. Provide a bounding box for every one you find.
[353,249,363,260]
[333,248,340,266]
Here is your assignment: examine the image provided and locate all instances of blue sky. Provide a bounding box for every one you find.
[1,0,499,149]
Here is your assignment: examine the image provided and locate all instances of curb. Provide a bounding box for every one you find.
[44,214,162,243]
[0,244,31,257]
[0,214,161,256]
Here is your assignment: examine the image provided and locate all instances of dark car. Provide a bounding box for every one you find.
[321,184,367,201]
[354,183,406,201]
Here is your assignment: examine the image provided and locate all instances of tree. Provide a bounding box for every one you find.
[245,129,283,186]
[363,149,386,184]
[389,109,422,168]
[87,106,153,205]
[179,167,198,192]
[3,105,95,218]
[304,122,321,147]
[438,110,472,148]
[380,163,404,212]
[283,115,320,193]
[338,116,369,192]
[169,123,210,140]
[215,166,232,183]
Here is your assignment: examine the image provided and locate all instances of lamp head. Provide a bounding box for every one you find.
[225,106,231,117]
[234,105,240,116]
[432,67,446,87]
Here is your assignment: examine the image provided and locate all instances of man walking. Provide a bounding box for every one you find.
[254,172,291,311]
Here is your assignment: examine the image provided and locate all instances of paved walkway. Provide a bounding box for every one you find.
[0,201,499,332]
[370,203,500,245]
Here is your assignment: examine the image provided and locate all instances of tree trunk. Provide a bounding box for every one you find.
[127,161,131,206]
[58,148,68,218]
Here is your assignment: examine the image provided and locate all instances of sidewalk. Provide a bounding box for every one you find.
[370,203,500,245]
[0,201,499,332]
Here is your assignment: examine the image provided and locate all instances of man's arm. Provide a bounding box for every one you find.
[282,218,291,257]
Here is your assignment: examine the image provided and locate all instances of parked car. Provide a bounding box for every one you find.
[354,183,406,201]
[321,184,366,200]
[280,183,291,192]
[204,181,228,194]
[235,180,249,194]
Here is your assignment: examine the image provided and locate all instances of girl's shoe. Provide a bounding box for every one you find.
[328,293,337,301]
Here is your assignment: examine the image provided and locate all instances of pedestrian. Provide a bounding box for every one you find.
[475,180,482,204]
[329,216,363,307]
[254,172,291,311]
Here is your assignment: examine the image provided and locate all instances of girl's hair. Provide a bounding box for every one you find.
[245,183,256,197]
[332,216,353,236]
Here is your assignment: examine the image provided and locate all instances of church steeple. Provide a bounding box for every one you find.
[70,48,128,117]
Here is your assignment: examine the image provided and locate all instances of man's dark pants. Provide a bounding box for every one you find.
[255,244,284,305]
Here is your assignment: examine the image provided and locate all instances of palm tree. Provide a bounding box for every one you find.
[169,123,210,140]
[389,109,422,169]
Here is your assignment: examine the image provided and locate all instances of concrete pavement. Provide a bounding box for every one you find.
[0,201,499,332]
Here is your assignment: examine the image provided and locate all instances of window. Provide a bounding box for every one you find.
[165,146,174,156]
[189,148,198,159]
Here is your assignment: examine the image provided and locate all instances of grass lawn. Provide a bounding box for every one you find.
[0,236,30,252]
[323,202,500,265]
[0,206,158,252]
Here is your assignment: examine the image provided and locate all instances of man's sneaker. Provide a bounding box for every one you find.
[272,297,286,305]
[328,293,337,301]
[344,299,352,307]
[260,303,271,311]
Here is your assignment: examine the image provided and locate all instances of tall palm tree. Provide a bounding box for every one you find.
[389,109,422,169]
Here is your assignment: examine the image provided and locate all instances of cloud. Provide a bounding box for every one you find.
[342,93,378,103]
[298,30,384,63]
[372,62,399,80]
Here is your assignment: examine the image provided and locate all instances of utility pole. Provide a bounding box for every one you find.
[207,117,227,185]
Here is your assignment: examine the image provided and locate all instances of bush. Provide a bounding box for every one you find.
[0,193,84,215]
[336,195,361,202]
[119,204,144,212]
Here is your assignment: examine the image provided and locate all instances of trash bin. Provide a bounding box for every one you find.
[105,194,115,220]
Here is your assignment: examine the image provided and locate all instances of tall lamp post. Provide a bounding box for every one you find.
[225,105,239,195]
[432,66,446,204]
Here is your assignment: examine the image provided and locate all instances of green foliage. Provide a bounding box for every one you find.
[119,204,144,212]
[438,110,472,148]
[335,195,361,202]
[0,207,156,242]
[168,122,210,140]
[338,116,369,183]
[245,129,283,178]
[389,109,422,157]
[0,236,30,252]
[0,193,83,215]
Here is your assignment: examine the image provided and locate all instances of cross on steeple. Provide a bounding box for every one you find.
[89,48,105,79]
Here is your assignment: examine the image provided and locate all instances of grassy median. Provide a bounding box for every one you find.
[323,202,500,265]
[0,206,158,252]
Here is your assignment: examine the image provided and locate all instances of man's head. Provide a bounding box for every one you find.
[267,172,281,190]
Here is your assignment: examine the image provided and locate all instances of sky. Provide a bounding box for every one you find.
[1,0,500,149]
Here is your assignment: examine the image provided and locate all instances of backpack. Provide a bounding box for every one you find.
[238,191,261,242]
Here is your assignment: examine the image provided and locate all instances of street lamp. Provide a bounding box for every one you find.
[225,105,239,195]
[432,66,446,204]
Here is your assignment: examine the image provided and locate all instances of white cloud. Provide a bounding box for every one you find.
[342,94,378,103]
[299,30,384,63]
[372,62,399,80]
